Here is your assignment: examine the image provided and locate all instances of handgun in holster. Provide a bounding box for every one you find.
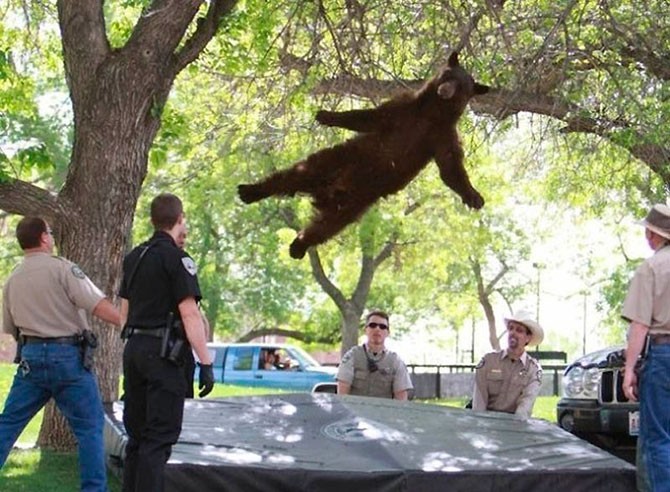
[80,330,98,371]
[160,312,186,365]
[635,334,652,376]
[13,334,25,364]
[120,324,132,340]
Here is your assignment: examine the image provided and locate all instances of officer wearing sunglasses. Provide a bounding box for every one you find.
[336,310,413,399]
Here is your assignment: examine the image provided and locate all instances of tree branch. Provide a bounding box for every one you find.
[350,254,375,309]
[373,241,395,269]
[236,326,335,344]
[313,76,670,180]
[0,179,62,220]
[308,248,348,311]
[57,1,110,100]
[124,0,203,70]
[175,0,238,73]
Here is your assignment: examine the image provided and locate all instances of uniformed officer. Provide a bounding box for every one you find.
[119,193,214,492]
[621,204,670,491]
[336,310,413,400]
[175,228,210,398]
[472,309,544,418]
[0,216,121,492]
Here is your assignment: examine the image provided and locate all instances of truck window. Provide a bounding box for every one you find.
[228,347,254,371]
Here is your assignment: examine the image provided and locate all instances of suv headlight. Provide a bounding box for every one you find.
[562,366,600,399]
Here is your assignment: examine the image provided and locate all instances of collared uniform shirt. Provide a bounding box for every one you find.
[2,252,104,338]
[472,350,542,418]
[337,345,413,398]
[119,231,201,327]
[622,244,670,334]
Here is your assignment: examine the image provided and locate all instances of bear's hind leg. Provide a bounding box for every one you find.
[238,183,267,204]
[289,204,369,259]
[238,157,334,204]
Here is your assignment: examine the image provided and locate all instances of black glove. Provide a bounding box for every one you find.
[198,363,214,398]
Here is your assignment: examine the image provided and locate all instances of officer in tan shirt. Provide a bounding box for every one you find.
[472,310,544,418]
[621,204,670,491]
[0,216,120,492]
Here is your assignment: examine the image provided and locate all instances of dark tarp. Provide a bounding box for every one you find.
[104,393,636,492]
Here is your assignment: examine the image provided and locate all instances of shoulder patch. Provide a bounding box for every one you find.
[475,357,485,369]
[71,264,86,279]
[341,348,356,364]
[181,257,197,276]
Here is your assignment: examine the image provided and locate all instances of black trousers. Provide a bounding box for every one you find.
[122,335,187,492]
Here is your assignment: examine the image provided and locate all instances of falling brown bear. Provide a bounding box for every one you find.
[238,52,490,259]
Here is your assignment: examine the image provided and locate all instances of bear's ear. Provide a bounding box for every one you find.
[448,51,459,67]
[437,80,457,99]
[474,83,490,95]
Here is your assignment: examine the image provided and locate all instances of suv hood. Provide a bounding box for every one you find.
[567,345,625,371]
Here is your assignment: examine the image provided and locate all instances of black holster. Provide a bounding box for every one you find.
[79,330,98,370]
[13,335,24,364]
[159,312,186,365]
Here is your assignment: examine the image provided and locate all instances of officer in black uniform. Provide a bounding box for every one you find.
[119,193,214,492]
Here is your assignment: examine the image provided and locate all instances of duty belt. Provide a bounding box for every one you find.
[24,335,80,345]
[651,334,670,345]
[128,327,168,338]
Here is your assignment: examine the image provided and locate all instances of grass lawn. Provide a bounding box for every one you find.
[0,362,559,491]
[418,395,559,422]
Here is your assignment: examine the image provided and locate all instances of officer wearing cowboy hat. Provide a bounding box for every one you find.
[471,309,544,418]
[622,203,670,491]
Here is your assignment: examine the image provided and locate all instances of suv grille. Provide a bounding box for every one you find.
[599,369,630,404]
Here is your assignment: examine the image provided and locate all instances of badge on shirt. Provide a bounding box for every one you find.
[181,257,197,276]
[71,265,86,279]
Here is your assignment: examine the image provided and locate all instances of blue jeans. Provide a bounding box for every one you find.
[640,343,670,492]
[0,343,107,492]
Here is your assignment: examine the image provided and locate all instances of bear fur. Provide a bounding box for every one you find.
[238,52,490,259]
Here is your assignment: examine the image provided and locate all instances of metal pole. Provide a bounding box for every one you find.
[582,291,587,355]
[471,317,475,364]
[532,262,543,326]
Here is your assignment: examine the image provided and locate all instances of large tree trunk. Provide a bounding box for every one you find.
[9,0,239,452]
[341,307,363,356]
[36,71,165,448]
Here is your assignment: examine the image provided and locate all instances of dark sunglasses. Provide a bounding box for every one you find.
[367,322,388,330]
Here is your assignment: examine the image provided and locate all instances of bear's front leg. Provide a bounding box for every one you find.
[434,136,485,210]
[461,187,485,209]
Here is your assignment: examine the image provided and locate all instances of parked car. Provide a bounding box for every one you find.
[195,342,337,392]
[556,345,637,463]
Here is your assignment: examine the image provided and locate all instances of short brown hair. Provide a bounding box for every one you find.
[150,193,183,231]
[365,310,389,325]
[16,217,47,250]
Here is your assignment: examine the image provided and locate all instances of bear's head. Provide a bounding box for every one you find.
[432,52,489,113]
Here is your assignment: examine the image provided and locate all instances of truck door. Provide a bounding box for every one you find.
[223,346,255,387]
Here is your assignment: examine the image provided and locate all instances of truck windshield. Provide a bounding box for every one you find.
[288,347,321,368]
